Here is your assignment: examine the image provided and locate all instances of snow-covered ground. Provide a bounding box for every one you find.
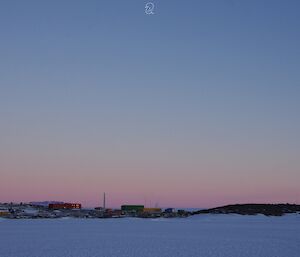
[0,214,299,257]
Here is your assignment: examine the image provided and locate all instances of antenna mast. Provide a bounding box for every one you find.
[103,192,106,210]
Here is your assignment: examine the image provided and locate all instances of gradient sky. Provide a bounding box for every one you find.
[0,0,299,208]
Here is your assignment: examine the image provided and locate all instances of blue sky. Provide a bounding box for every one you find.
[0,0,299,207]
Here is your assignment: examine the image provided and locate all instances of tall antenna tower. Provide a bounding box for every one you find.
[103,192,106,210]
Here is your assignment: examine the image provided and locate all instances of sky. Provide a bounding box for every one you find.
[0,0,299,208]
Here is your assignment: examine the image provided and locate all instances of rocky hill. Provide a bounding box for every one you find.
[193,204,300,216]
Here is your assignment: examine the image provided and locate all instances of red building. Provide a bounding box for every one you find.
[48,203,81,209]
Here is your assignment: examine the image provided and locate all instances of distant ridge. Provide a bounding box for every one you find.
[193,204,300,216]
[29,201,64,207]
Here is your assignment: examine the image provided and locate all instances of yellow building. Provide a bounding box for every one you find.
[143,208,162,213]
[0,211,10,216]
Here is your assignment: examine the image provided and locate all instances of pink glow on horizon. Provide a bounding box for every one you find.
[1,148,299,208]
[1,172,299,208]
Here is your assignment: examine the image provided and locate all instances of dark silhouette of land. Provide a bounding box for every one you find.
[193,204,300,216]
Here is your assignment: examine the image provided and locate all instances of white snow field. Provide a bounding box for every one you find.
[0,214,299,257]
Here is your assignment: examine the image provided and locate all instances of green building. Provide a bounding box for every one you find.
[121,205,144,212]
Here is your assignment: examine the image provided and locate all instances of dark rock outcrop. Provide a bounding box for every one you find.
[193,204,300,216]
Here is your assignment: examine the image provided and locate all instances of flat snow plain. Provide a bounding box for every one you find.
[0,214,299,257]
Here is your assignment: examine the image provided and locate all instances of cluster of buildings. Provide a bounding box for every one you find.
[0,199,191,219]
[120,205,176,217]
